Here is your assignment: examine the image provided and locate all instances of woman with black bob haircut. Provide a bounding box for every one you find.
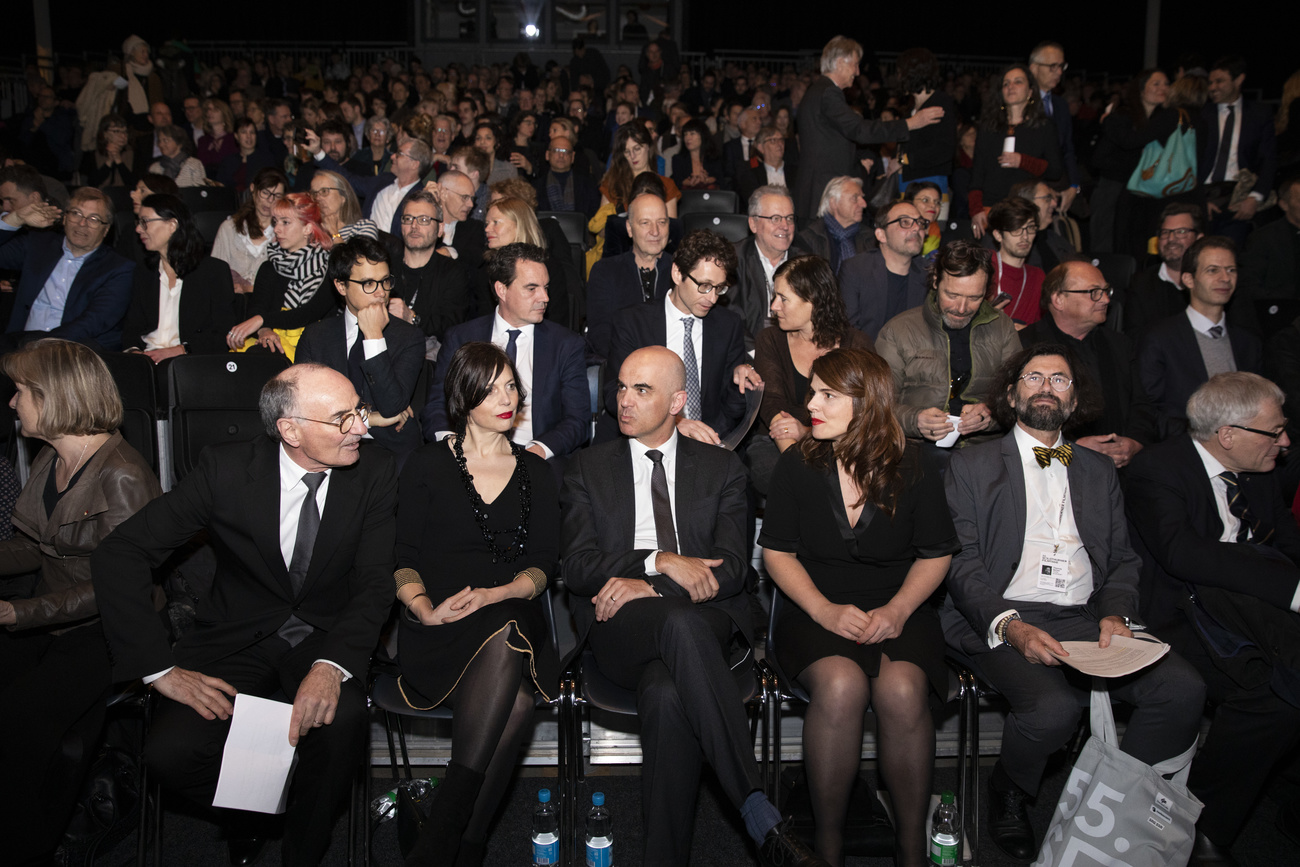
[122,193,236,360]
[759,347,959,866]
[0,339,162,863]
[393,340,560,867]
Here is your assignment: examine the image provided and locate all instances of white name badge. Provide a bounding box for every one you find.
[1037,552,1070,593]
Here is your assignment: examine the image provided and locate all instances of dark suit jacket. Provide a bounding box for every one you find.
[838,248,928,340]
[387,250,475,342]
[790,219,876,270]
[1137,311,1263,435]
[420,315,590,458]
[92,437,398,680]
[1122,266,1187,340]
[1044,91,1080,189]
[532,169,600,218]
[1240,217,1300,304]
[722,136,754,189]
[447,218,488,270]
[735,160,796,212]
[727,236,779,350]
[560,435,751,641]
[1197,100,1278,197]
[120,256,236,354]
[941,430,1142,655]
[602,299,748,443]
[585,250,672,360]
[295,311,426,460]
[1126,434,1300,631]
[792,76,910,218]
[0,231,134,350]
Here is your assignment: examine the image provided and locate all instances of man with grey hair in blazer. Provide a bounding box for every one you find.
[941,342,1205,863]
[562,345,826,867]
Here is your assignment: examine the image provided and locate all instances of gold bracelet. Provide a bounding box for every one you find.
[518,567,547,600]
[394,567,423,590]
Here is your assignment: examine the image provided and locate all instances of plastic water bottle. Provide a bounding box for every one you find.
[585,791,613,867]
[929,790,961,866]
[532,788,559,865]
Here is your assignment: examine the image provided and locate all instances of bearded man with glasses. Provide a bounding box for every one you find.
[0,186,133,351]
[840,200,931,340]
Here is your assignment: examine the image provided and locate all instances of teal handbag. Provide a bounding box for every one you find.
[1126,111,1198,198]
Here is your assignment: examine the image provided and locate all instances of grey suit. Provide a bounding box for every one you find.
[561,435,759,866]
[942,430,1204,794]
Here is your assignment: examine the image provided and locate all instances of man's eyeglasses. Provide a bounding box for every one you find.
[884,215,930,231]
[686,273,729,296]
[1227,423,1287,441]
[1060,285,1114,302]
[753,213,796,226]
[1158,227,1196,239]
[66,209,110,227]
[401,215,440,226]
[1033,61,1069,73]
[549,147,572,155]
[345,276,394,294]
[1020,373,1073,392]
[1004,224,1039,238]
[295,404,371,433]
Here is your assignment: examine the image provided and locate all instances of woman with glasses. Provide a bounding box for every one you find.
[80,114,136,189]
[0,339,161,865]
[213,117,276,193]
[308,169,379,243]
[599,123,680,218]
[197,98,238,177]
[123,193,236,361]
[148,124,207,188]
[349,116,393,176]
[760,347,958,867]
[903,181,945,258]
[395,341,560,867]
[226,192,334,360]
[212,167,288,298]
[968,64,1063,239]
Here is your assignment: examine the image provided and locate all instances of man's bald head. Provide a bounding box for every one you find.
[616,347,687,444]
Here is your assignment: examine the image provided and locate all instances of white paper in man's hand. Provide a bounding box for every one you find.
[213,694,298,814]
[1050,634,1171,678]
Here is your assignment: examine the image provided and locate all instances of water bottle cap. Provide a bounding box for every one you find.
[592,792,605,806]
[538,789,551,803]
[941,791,955,804]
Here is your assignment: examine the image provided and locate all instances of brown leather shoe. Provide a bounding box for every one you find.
[758,819,831,867]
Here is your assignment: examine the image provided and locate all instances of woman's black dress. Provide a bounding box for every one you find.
[395,442,560,707]
[758,443,959,698]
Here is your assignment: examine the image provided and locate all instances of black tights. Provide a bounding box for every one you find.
[798,654,934,867]
[443,628,536,843]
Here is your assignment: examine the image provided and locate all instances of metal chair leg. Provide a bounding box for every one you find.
[394,715,413,779]
[383,709,400,779]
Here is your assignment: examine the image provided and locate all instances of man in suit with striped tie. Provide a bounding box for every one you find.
[1127,371,1300,864]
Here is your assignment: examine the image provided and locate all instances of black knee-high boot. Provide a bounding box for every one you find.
[404,762,485,866]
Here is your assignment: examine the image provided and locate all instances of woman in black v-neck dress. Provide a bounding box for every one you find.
[759,348,958,867]
[394,341,559,867]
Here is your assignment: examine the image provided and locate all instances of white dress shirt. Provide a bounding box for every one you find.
[763,162,786,188]
[629,430,680,576]
[1210,97,1245,183]
[368,179,417,237]
[664,291,704,377]
[344,308,387,439]
[1186,304,1229,338]
[988,426,1095,646]
[1157,262,1184,289]
[491,311,551,458]
[142,265,183,350]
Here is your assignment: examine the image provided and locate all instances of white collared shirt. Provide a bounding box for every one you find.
[491,311,552,458]
[344,308,387,440]
[1157,262,1184,289]
[629,431,680,576]
[1209,97,1245,183]
[142,265,183,350]
[757,247,788,313]
[763,162,786,188]
[1186,304,1227,338]
[369,179,418,236]
[664,291,704,379]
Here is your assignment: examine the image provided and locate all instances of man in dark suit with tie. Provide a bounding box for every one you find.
[1029,42,1081,215]
[586,191,672,360]
[1198,56,1278,245]
[730,185,795,350]
[942,344,1205,861]
[839,201,930,340]
[1126,372,1300,865]
[91,364,397,866]
[1138,236,1263,438]
[722,108,763,191]
[421,242,589,464]
[436,169,489,270]
[295,236,425,465]
[0,187,133,351]
[563,345,826,867]
[601,229,760,445]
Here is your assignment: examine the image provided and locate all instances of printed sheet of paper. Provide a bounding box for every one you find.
[212,694,298,814]
[1050,635,1171,677]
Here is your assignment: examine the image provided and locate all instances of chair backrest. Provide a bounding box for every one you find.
[681,212,752,244]
[192,211,228,250]
[679,189,739,218]
[1090,253,1138,294]
[97,351,160,475]
[538,211,589,249]
[179,186,238,215]
[166,354,291,481]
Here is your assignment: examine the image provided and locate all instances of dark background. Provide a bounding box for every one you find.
[5,1,1295,96]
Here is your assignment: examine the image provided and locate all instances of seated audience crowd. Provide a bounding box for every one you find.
[2,28,1299,867]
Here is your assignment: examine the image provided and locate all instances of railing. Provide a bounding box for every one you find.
[182,40,417,74]
[1,66,30,118]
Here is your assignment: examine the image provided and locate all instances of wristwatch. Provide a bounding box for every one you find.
[1120,615,1146,632]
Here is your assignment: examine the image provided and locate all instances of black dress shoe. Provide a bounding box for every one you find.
[227,835,265,867]
[1189,831,1238,866]
[758,819,831,867]
[988,781,1036,862]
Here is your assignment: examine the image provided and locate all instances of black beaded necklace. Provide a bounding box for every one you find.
[452,434,531,564]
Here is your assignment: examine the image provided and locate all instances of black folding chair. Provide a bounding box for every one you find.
[681,212,752,244]
[179,186,238,215]
[98,350,161,478]
[680,189,740,218]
